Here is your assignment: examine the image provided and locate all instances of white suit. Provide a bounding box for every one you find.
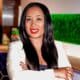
[7,40,71,80]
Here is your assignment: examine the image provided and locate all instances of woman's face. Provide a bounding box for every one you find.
[25,6,45,39]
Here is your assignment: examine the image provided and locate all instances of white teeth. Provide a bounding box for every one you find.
[31,29,38,32]
[31,29,38,33]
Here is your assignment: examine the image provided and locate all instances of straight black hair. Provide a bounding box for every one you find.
[19,2,58,70]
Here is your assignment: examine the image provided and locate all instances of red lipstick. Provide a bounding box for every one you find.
[30,28,39,34]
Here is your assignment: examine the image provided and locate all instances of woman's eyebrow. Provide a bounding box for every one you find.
[36,15,43,17]
[26,16,31,18]
[26,15,43,18]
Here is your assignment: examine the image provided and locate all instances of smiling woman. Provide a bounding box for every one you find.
[7,2,73,80]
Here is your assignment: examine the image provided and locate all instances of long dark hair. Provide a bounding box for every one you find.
[19,2,58,70]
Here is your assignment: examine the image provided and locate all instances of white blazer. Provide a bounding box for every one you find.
[7,40,71,80]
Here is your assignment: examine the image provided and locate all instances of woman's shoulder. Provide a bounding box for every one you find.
[54,40,71,67]
[54,40,65,55]
[9,40,23,50]
[54,40,63,46]
[8,40,25,60]
[54,40,63,51]
[7,40,26,70]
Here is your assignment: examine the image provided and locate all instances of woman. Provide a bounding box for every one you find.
[7,2,73,80]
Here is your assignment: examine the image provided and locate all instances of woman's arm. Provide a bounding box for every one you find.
[20,61,73,80]
[7,41,55,80]
[7,58,55,80]
[54,41,73,80]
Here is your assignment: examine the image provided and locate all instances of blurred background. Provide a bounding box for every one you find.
[0,0,80,80]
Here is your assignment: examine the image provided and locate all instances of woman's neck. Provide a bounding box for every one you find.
[29,37,43,54]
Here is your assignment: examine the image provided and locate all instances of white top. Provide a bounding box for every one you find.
[7,40,71,80]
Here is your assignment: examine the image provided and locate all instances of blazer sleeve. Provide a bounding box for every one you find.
[7,41,55,80]
[7,41,24,79]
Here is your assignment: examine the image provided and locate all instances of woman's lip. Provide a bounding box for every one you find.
[30,28,39,34]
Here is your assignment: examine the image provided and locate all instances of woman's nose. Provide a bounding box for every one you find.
[31,20,36,27]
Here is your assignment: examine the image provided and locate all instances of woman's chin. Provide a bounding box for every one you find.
[29,35,43,39]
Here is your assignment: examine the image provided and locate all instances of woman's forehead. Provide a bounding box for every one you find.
[26,6,44,15]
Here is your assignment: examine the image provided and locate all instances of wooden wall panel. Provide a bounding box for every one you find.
[0,0,2,25]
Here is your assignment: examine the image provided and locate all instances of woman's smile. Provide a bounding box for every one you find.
[30,28,39,34]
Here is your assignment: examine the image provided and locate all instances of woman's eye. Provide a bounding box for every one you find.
[26,18,31,21]
[37,18,42,21]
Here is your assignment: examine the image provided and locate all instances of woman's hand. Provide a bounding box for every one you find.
[54,67,73,80]
[20,61,28,70]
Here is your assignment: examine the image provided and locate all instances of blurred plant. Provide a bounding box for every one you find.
[11,28,20,41]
